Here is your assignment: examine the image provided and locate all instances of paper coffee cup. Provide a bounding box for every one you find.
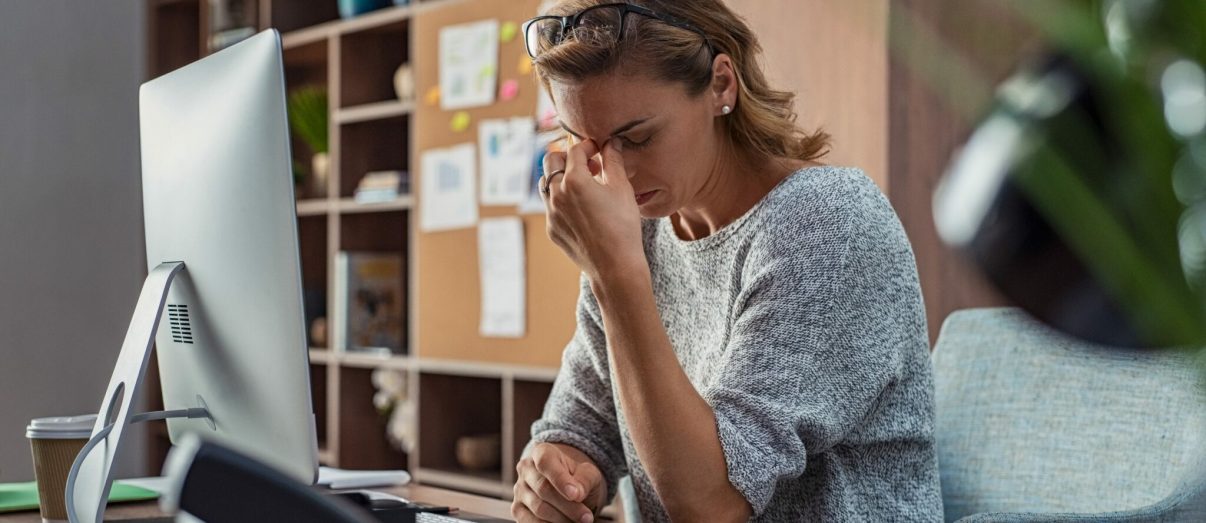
[26,414,96,523]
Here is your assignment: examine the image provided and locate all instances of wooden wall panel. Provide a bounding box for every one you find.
[726,0,889,189]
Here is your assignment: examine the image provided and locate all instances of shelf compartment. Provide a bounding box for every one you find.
[510,379,554,472]
[338,116,409,198]
[418,373,504,483]
[338,212,410,356]
[311,362,329,449]
[149,0,202,77]
[339,16,410,108]
[298,214,329,348]
[266,0,340,34]
[282,36,328,88]
[336,366,410,469]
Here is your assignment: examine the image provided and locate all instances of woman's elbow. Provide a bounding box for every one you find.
[664,489,751,523]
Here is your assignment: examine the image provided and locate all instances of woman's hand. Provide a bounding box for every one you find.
[512,442,607,523]
[541,138,646,284]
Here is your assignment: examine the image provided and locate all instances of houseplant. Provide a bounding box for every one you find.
[287,86,330,199]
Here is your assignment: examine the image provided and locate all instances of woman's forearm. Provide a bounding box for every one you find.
[589,272,751,522]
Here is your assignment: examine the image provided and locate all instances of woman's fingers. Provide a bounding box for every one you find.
[564,138,601,187]
[514,480,574,523]
[541,151,568,199]
[518,457,594,523]
[600,139,629,188]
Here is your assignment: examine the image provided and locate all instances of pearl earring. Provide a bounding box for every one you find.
[722,105,732,115]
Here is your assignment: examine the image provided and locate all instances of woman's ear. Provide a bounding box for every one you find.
[710,53,737,113]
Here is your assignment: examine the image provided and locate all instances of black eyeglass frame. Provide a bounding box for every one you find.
[522,2,715,59]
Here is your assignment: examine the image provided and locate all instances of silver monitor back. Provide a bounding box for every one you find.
[139,29,318,484]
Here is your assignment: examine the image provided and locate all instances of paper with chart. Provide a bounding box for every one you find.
[478,217,525,338]
[420,143,478,232]
[520,130,565,214]
[439,19,500,110]
[479,117,536,206]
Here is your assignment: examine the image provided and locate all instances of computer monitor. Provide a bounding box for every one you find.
[68,29,317,522]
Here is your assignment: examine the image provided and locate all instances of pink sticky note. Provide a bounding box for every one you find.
[499,79,520,101]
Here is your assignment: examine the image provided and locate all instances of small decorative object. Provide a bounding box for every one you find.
[309,317,328,347]
[287,86,329,198]
[393,64,415,103]
[450,111,471,133]
[499,21,519,43]
[455,434,501,471]
[355,170,409,203]
[424,86,441,107]
[337,0,390,19]
[499,79,520,102]
[371,369,415,453]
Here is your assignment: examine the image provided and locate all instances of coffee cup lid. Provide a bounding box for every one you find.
[26,414,97,440]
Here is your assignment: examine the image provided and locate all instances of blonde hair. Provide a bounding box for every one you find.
[532,0,830,164]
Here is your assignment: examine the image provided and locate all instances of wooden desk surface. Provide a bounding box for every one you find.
[0,483,515,522]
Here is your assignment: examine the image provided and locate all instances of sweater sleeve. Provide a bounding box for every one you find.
[702,180,917,516]
[528,275,627,504]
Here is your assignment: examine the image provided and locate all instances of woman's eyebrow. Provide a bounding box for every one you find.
[559,117,652,140]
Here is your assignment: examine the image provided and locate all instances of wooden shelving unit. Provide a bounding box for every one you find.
[144,0,560,501]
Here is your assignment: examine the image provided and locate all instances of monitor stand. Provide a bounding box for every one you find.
[66,261,211,523]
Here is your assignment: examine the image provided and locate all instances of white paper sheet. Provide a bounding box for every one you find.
[479,117,536,206]
[478,217,526,338]
[439,19,500,110]
[317,467,412,490]
[420,143,478,232]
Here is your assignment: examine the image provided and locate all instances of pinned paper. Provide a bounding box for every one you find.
[518,55,534,76]
[420,143,478,232]
[500,21,519,43]
[424,86,441,106]
[439,19,500,110]
[479,117,535,205]
[499,79,520,101]
[450,111,471,132]
[520,130,566,214]
[535,84,558,131]
[479,217,526,338]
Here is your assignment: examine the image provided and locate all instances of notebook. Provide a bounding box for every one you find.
[0,481,158,513]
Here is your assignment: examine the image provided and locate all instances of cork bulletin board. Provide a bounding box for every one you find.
[414,0,581,368]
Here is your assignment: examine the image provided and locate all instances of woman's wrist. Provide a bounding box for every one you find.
[588,261,653,308]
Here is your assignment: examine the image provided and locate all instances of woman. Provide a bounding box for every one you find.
[514,1,942,521]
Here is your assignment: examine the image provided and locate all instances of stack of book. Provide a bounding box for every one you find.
[354,170,409,204]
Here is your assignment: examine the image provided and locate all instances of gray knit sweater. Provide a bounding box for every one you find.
[530,166,943,521]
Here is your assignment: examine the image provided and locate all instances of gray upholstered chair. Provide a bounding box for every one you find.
[932,307,1206,522]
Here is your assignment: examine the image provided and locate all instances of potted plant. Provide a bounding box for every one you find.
[287,86,330,199]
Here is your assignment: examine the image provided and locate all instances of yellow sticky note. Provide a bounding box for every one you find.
[500,21,519,43]
[424,86,440,106]
[451,111,471,132]
[518,55,534,75]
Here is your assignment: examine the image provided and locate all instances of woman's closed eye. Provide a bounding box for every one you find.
[619,133,653,150]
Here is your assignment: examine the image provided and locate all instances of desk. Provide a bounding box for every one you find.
[0,483,514,522]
